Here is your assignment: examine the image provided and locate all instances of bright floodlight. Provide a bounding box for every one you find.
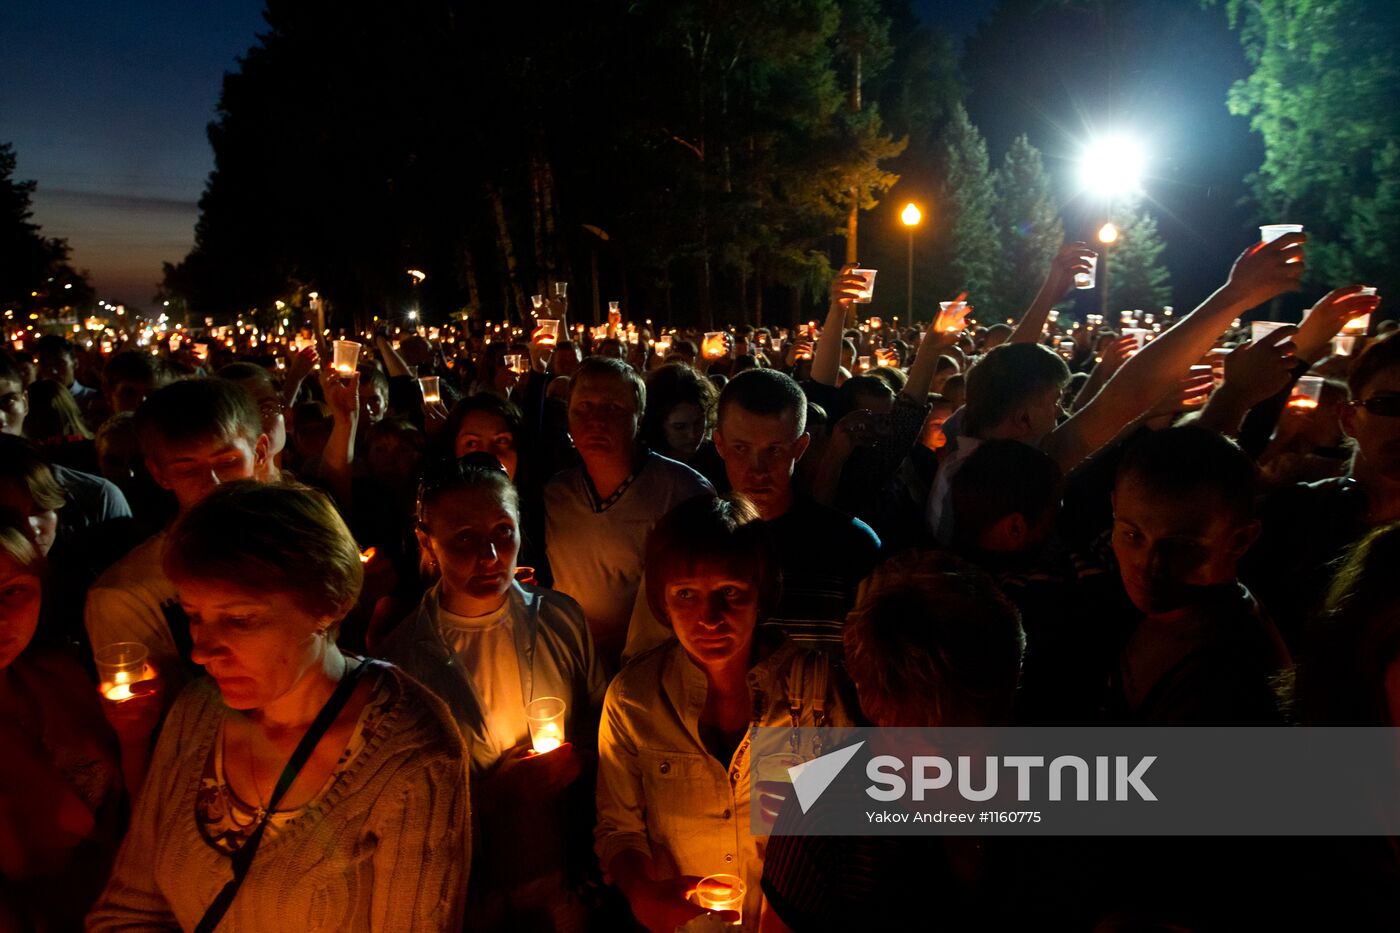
[1098,223,1120,245]
[1080,135,1145,198]
[901,203,922,227]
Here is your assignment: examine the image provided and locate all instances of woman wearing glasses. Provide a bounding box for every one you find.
[379,452,606,932]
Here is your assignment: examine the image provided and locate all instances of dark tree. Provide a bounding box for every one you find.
[0,143,92,315]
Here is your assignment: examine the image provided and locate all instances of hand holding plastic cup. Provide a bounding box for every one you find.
[95,642,156,702]
[851,269,878,304]
[692,874,745,926]
[536,320,560,346]
[331,340,361,375]
[702,332,728,360]
[526,696,566,754]
[1075,254,1098,290]
[1250,321,1289,343]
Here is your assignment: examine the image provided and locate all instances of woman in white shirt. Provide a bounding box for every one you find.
[379,452,606,932]
[595,495,854,932]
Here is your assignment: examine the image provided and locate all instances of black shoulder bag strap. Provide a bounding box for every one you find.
[193,658,376,933]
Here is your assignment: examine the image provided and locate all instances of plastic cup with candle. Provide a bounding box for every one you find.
[531,294,545,310]
[1289,375,1324,410]
[95,642,156,702]
[1075,254,1098,290]
[1332,335,1358,357]
[1250,321,1288,344]
[692,874,745,925]
[536,319,560,346]
[332,339,362,375]
[1259,223,1303,244]
[553,282,568,299]
[504,354,527,374]
[526,696,566,753]
[418,375,441,403]
[851,269,877,304]
[857,355,871,372]
[703,332,727,360]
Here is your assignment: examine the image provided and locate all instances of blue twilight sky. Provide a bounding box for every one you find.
[1,1,996,307]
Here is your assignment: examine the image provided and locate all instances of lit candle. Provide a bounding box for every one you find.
[418,376,441,403]
[331,340,362,375]
[526,696,567,754]
[95,642,156,703]
[693,873,746,925]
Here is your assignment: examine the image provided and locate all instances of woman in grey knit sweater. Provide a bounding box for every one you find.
[87,482,470,932]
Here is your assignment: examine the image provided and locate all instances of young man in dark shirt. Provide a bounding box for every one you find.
[1110,426,1290,725]
[714,370,880,651]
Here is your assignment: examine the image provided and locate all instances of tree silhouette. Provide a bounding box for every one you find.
[993,134,1064,320]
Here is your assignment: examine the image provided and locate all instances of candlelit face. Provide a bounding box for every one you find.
[1111,476,1257,614]
[109,378,155,415]
[0,479,59,557]
[0,554,42,670]
[182,579,335,710]
[568,372,641,458]
[663,402,707,459]
[147,431,269,511]
[417,485,520,613]
[37,349,76,389]
[665,567,761,668]
[453,411,518,480]
[0,377,27,436]
[714,406,809,518]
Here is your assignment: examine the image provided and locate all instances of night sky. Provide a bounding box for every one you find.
[6,0,1260,312]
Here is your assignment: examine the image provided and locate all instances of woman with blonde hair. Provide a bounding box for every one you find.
[89,481,470,932]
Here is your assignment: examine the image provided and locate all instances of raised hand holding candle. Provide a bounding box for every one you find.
[331,340,361,375]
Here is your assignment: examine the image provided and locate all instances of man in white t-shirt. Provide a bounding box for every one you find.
[544,357,712,668]
[85,379,270,683]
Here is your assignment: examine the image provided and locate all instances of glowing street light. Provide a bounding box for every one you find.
[1079,135,1145,199]
[1098,223,1120,245]
[901,202,922,321]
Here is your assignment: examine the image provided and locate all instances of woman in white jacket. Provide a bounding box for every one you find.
[595,495,854,932]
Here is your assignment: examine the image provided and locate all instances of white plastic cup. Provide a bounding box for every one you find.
[693,873,745,925]
[531,294,545,310]
[418,375,440,403]
[536,319,560,345]
[858,355,871,372]
[1122,327,1150,352]
[1075,254,1098,290]
[553,282,568,298]
[1289,374,1324,410]
[331,340,361,375]
[703,332,727,359]
[1260,223,1304,244]
[525,696,566,754]
[1250,321,1288,343]
[1332,335,1358,357]
[851,268,877,304]
[95,642,155,702]
[1342,312,1372,335]
[504,354,527,374]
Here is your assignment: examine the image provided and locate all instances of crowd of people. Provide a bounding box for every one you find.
[2,229,1398,931]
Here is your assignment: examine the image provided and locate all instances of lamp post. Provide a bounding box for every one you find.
[1097,222,1119,318]
[901,202,922,322]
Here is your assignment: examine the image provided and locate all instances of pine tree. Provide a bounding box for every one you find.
[993,134,1063,320]
[1106,200,1172,314]
[0,142,91,313]
[935,104,1000,305]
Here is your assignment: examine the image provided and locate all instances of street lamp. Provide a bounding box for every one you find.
[1097,222,1120,317]
[901,202,922,321]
